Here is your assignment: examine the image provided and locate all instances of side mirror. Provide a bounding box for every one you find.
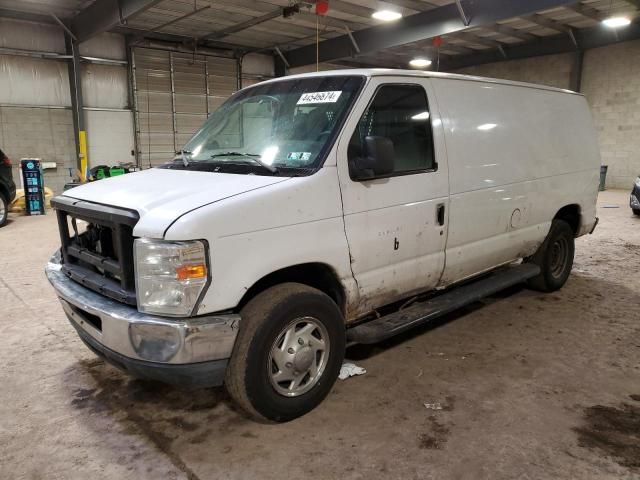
[348,136,395,180]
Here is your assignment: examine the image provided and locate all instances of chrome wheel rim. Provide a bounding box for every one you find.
[268,316,330,397]
[550,237,569,278]
[0,197,5,221]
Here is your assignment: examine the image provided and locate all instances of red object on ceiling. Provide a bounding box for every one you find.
[432,36,443,47]
[316,0,329,15]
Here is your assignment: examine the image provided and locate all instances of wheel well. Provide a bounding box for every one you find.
[554,204,580,235]
[237,263,346,313]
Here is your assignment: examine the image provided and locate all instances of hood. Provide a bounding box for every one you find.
[62,168,290,238]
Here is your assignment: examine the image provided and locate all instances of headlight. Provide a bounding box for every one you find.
[635,177,640,189]
[134,238,209,317]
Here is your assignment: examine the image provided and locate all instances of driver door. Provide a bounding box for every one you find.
[336,78,449,316]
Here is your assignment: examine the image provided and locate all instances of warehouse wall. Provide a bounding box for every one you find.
[80,35,135,169]
[0,18,132,194]
[0,106,75,193]
[455,53,573,90]
[0,53,75,194]
[453,41,640,189]
[0,17,73,194]
[581,40,640,189]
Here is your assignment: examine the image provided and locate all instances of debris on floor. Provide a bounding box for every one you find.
[339,362,366,380]
[424,397,456,412]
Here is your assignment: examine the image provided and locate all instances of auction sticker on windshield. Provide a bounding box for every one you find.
[297,91,342,104]
[287,152,312,162]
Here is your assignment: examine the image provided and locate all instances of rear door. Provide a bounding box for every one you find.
[336,77,449,316]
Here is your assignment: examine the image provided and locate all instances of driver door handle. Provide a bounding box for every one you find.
[436,203,445,226]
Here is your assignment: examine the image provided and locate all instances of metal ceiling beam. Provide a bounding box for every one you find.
[383,0,437,12]
[70,0,164,42]
[0,8,55,24]
[322,0,376,19]
[170,0,369,32]
[455,32,504,48]
[439,21,640,71]
[569,49,584,92]
[200,9,283,41]
[198,0,377,43]
[50,13,77,40]
[488,23,537,42]
[564,4,603,22]
[439,43,475,55]
[284,0,576,67]
[524,13,572,33]
[145,5,211,33]
[65,34,86,172]
[117,25,248,52]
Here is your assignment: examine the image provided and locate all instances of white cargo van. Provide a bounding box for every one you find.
[47,70,600,421]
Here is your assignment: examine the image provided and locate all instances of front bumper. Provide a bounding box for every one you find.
[46,251,240,387]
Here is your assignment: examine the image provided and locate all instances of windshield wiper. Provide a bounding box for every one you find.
[210,151,278,173]
[175,149,192,167]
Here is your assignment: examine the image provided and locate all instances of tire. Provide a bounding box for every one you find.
[225,283,346,422]
[633,209,640,216]
[526,219,575,292]
[0,194,7,228]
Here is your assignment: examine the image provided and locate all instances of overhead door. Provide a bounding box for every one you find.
[132,47,238,167]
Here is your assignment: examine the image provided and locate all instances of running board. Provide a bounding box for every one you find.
[347,263,540,344]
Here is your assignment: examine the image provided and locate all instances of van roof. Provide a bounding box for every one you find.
[260,68,581,96]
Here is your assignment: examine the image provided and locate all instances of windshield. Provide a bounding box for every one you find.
[161,75,364,175]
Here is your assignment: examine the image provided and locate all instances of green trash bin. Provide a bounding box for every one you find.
[599,165,608,192]
[109,166,126,177]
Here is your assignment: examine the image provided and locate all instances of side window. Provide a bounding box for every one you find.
[348,84,435,176]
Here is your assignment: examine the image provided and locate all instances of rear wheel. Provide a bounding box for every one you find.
[0,194,7,227]
[633,209,640,216]
[225,283,345,422]
[526,219,575,292]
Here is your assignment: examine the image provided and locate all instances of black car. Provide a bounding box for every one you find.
[0,148,17,227]
[631,176,640,216]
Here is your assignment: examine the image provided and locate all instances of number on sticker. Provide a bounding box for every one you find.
[297,91,342,104]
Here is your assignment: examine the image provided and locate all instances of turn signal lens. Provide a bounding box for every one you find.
[176,264,207,280]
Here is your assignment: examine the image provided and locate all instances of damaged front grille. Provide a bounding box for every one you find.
[52,196,139,305]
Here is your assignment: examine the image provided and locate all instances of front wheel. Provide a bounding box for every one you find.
[526,219,575,292]
[225,283,345,422]
[633,209,640,216]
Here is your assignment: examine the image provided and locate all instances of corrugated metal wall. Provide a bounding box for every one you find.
[133,48,238,167]
[0,18,133,193]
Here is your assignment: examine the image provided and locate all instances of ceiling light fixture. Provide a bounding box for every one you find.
[602,16,631,28]
[372,10,402,21]
[409,58,432,68]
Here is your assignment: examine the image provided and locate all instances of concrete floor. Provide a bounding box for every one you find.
[1,190,639,480]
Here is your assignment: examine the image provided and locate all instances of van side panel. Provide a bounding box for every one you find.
[430,78,600,286]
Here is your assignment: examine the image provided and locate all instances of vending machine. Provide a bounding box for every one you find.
[20,159,45,216]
